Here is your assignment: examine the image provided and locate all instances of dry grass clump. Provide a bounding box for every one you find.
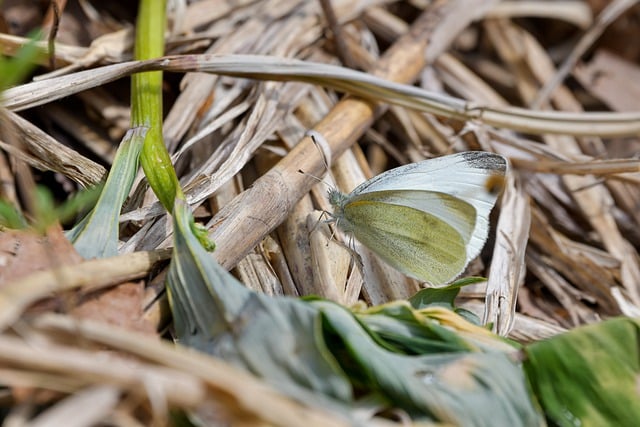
[1,0,640,424]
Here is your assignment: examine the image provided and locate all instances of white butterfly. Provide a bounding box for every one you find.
[328,151,507,286]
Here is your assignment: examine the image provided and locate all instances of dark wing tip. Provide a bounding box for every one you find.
[460,151,508,173]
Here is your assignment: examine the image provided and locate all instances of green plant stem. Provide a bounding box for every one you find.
[133,0,182,211]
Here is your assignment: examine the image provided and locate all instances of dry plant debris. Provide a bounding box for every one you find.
[1,0,640,425]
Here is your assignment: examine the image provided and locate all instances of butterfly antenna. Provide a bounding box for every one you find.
[297,169,334,192]
[300,129,341,195]
[305,130,332,172]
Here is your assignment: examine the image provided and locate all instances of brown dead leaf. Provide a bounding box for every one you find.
[575,50,640,112]
[11,385,64,406]
[0,225,158,334]
[70,280,156,335]
[588,0,640,61]
[0,224,83,286]
[0,0,46,36]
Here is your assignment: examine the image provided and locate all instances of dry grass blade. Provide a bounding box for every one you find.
[0,332,206,409]
[488,14,640,316]
[531,0,640,107]
[1,110,106,187]
[485,173,531,336]
[488,1,592,28]
[307,210,362,304]
[512,157,640,176]
[462,301,567,343]
[0,33,87,66]
[32,313,354,427]
[4,57,640,136]
[2,0,640,423]
[26,385,120,427]
[205,3,447,270]
[0,249,171,330]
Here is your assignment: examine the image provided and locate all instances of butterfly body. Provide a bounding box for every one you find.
[328,151,507,286]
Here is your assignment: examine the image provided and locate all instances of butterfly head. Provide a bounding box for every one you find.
[328,188,351,209]
[327,189,352,229]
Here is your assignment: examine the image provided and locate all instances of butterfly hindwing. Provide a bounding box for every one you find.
[348,189,477,246]
[342,199,468,285]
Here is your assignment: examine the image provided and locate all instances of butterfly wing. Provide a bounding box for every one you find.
[349,152,507,263]
[341,198,469,285]
[348,189,477,247]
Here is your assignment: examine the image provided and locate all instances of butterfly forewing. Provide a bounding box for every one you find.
[348,152,507,262]
[342,199,467,285]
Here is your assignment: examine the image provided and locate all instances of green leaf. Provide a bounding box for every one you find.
[352,301,474,355]
[524,317,640,427]
[0,32,44,91]
[167,199,352,402]
[0,184,101,232]
[68,127,148,258]
[189,220,215,252]
[409,284,461,310]
[0,199,27,229]
[409,277,485,310]
[408,277,486,325]
[54,183,103,225]
[312,299,544,425]
[32,186,57,233]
